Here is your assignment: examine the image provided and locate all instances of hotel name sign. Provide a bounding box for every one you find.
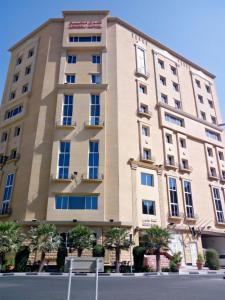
[69,21,102,29]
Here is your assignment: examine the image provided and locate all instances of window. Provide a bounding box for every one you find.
[200,111,206,120]
[212,187,224,223]
[143,149,151,160]
[92,55,101,64]
[206,129,221,141]
[88,141,99,179]
[172,82,179,92]
[160,76,166,86]
[207,147,213,157]
[136,47,146,75]
[1,174,15,215]
[205,84,211,93]
[28,48,34,58]
[168,177,179,217]
[210,167,217,177]
[170,65,177,75]
[139,104,148,114]
[13,73,19,83]
[69,36,101,42]
[58,141,70,179]
[174,99,181,109]
[90,95,100,125]
[158,59,164,69]
[5,105,23,120]
[91,74,101,84]
[222,171,225,180]
[22,84,28,93]
[9,91,16,100]
[67,55,76,64]
[139,84,147,94]
[62,95,73,126]
[16,56,22,65]
[141,173,154,186]
[14,127,21,137]
[198,95,203,103]
[10,149,17,160]
[183,181,194,218]
[208,100,214,108]
[142,200,155,215]
[161,93,168,104]
[180,138,186,148]
[1,132,7,142]
[181,159,189,169]
[25,65,31,75]
[165,133,173,144]
[211,116,217,125]
[195,79,201,88]
[142,126,149,137]
[55,195,98,210]
[66,74,76,84]
[165,113,184,127]
[219,151,224,161]
[167,155,175,166]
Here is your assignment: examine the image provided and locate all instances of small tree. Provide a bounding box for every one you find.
[15,246,30,272]
[0,222,23,272]
[133,246,146,272]
[69,225,95,257]
[104,228,132,273]
[93,244,105,257]
[205,249,220,270]
[142,226,170,272]
[28,224,61,272]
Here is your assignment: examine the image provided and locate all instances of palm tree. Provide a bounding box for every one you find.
[28,224,61,272]
[142,226,171,272]
[69,225,95,257]
[104,227,132,273]
[0,222,23,271]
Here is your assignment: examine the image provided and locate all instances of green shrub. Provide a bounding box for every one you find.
[169,261,178,272]
[104,266,112,273]
[56,246,68,272]
[205,249,220,270]
[92,244,105,257]
[133,246,145,272]
[161,267,170,272]
[15,246,30,272]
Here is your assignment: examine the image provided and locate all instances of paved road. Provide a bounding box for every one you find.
[0,275,225,300]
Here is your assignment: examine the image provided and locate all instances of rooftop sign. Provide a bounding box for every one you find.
[69,21,102,29]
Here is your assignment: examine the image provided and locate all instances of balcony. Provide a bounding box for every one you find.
[51,174,73,183]
[168,211,184,220]
[185,213,198,222]
[84,120,104,129]
[55,120,76,129]
[140,154,155,164]
[220,176,225,183]
[165,160,178,170]
[137,108,152,119]
[135,68,150,79]
[208,172,219,181]
[81,173,104,183]
[179,163,193,173]
[7,153,20,164]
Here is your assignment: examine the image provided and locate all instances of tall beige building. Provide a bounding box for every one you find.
[1,10,225,266]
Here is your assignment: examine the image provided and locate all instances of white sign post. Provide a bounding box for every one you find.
[65,257,103,300]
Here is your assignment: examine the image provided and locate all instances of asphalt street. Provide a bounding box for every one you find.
[0,275,225,300]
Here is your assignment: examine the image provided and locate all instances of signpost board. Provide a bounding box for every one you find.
[65,257,104,300]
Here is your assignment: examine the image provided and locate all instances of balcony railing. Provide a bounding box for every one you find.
[81,173,104,182]
[55,120,76,128]
[135,68,150,79]
[185,213,198,221]
[51,174,73,182]
[179,163,193,173]
[84,120,104,129]
[165,160,178,169]
[140,154,155,164]
[208,172,219,180]
[137,108,152,119]
[168,211,184,219]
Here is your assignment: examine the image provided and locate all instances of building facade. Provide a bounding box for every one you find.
[1,10,225,266]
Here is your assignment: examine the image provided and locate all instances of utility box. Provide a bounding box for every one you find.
[65,257,104,272]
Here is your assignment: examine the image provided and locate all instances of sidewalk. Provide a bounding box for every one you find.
[179,265,225,275]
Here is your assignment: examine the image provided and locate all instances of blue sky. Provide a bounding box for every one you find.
[1,0,225,121]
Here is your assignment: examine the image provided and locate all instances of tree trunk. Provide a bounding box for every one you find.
[38,252,46,272]
[78,249,82,257]
[0,253,4,272]
[115,248,121,273]
[156,249,161,272]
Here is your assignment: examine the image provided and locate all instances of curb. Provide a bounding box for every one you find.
[0,271,225,277]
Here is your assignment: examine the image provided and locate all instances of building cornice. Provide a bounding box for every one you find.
[108,17,216,79]
[63,10,109,16]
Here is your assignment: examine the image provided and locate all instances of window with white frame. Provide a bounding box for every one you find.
[141,173,154,186]
[161,93,168,104]
[142,200,155,215]
[142,125,149,137]
[183,180,194,218]
[88,141,99,179]
[165,133,173,144]
[1,174,15,215]
[205,129,221,141]
[170,65,177,75]
[143,148,151,160]
[180,138,186,148]
[62,95,73,126]
[160,75,166,86]
[158,59,164,69]
[90,95,100,125]
[58,141,70,179]
[212,187,224,223]
[91,74,101,84]
[168,177,179,217]
[165,113,184,127]
[66,74,76,84]
[136,47,146,75]
[55,195,98,210]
